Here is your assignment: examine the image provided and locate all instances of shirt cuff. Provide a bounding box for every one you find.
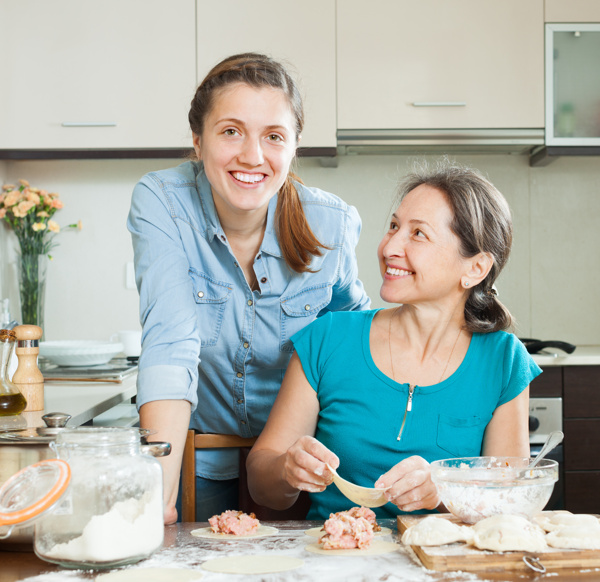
[136,365,198,411]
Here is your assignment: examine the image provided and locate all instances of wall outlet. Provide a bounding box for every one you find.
[126,262,136,290]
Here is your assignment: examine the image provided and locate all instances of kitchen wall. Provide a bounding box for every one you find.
[1,154,598,345]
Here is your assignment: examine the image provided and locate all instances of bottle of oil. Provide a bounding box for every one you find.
[0,329,27,415]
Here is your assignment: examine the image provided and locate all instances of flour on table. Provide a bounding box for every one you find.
[305,539,398,556]
[471,514,547,552]
[190,525,278,539]
[201,555,303,574]
[401,515,472,547]
[95,567,203,581]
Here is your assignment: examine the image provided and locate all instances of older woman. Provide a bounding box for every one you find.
[247,161,540,519]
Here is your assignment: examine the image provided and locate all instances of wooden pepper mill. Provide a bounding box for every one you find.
[13,324,44,412]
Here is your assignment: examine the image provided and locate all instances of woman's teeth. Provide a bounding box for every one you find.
[387,267,413,277]
[232,172,265,183]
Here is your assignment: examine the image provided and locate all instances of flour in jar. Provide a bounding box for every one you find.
[44,490,163,563]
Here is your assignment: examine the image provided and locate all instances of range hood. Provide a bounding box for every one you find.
[337,128,545,155]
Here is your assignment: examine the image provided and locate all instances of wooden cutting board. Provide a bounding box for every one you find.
[397,513,600,573]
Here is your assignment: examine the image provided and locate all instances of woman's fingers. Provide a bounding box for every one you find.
[375,456,441,511]
[283,436,338,492]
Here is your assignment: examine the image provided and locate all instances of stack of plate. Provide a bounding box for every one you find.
[39,341,124,367]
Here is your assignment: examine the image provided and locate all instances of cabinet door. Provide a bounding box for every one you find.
[337,0,544,130]
[0,0,196,149]
[195,0,336,148]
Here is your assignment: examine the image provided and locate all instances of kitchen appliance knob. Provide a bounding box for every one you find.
[529,415,540,432]
[42,412,72,428]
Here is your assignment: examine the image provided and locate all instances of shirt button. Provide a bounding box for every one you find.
[247,299,253,306]
[241,420,246,425]
[236,372,243,378]
[305,304,311,311]
[237,399,244,404]
[234,262,239,268]
[243,342,249,349]
[260,277,267,283]
[197,291,204,298]
[256,254,261,260]
[220,235,226,242]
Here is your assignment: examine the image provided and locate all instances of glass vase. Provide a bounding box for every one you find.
[18,254,48,332]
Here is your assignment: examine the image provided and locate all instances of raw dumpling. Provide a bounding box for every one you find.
[546,525,600,550]
[401,516,472,546]
[534,511,599,532]
[471,514,547,553]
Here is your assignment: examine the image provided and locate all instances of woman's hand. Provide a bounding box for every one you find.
[375,456,441,512]
[282,435,339,493]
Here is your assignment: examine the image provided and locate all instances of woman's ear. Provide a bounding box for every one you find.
[464,252,494,287]
[192,133,202,161]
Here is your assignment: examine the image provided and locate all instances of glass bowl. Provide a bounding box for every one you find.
[430,456,558,524]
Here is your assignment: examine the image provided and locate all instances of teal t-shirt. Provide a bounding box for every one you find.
[291,309,542,520]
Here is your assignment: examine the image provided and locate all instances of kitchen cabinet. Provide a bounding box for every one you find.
[0,0,196,151]
[195,0,336,150]
[532,364,600,514]
[545,0,600,22]
[337,0,544,131]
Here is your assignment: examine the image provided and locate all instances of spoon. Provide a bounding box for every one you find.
[527,430,564,470]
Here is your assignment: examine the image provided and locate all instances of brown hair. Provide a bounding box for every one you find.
[189,52,327,273]
[397,159,514,333]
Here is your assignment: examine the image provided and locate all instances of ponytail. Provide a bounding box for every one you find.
[465,286,513,333]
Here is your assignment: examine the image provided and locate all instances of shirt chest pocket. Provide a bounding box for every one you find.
[436,413,492,458]
[280,284,333,352]
[189,270,232,347]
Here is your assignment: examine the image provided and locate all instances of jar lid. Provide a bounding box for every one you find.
[0,459,71,528]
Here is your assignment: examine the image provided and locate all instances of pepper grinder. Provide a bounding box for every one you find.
[13,324,44,411]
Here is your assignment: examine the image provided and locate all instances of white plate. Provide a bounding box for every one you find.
[39,340,124,367]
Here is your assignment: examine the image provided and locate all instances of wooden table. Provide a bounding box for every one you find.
[1,521,599,582]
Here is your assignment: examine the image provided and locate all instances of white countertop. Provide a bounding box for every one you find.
[531,345,600,367]
[16,374,137,429]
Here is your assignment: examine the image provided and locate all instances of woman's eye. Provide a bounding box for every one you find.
[224,128,238,136]
[389,222,398,231]
[415,229,426,238]
[267,134,283,142]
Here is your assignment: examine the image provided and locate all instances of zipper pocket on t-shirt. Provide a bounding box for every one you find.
[397,384,416,441]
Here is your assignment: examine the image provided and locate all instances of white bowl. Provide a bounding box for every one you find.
[431,457,558,524]
[39,340,124,367]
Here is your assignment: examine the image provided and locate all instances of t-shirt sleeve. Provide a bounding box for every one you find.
[290,312,335,393]
[498,334,542,407]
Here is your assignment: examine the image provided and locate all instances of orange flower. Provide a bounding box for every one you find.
[37,210,50,218]
[3,190,21,207]
[13,200,35,218]
[48,220,60,233]
[2,184,15,191]
[0,208,5,219]
[18,179,30,187]
[26,191,41,205]
[50,198,64,209]
[32,222,47,232]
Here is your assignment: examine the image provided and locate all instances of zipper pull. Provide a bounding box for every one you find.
[397,384,415,441]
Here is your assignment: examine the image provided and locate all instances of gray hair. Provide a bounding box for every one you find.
[396,159,514,333]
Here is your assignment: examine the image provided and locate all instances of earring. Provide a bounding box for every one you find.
[462,280,470,288]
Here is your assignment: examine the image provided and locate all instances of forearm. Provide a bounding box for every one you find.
[140,399,191,524]
[246,448,301,510]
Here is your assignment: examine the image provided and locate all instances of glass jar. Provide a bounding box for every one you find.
[0,329,27,415]
[34,427,163,569]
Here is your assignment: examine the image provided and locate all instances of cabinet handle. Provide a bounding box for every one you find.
[61,122,117,127]
[412,102,466,107]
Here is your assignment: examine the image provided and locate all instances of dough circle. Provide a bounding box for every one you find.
[95,567,203,581]
[305,540,398,556]
[546,525,600,550]
[534,511,599,532]
[190,525,278,539]
[201,555,303,574]
[304,526,392,538]
[401,515,472,546]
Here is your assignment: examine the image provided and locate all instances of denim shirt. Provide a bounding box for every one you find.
[128,161,370,478]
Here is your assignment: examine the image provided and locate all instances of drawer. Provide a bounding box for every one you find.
[564,471,600,514]
[530,366,562,397]
[564,366,600,418]
[564,418,600,470]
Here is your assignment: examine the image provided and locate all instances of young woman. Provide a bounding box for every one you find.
[247,161,540,519]
[127,53,370,524]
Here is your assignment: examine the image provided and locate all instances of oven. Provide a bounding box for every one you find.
[529,397,564,510]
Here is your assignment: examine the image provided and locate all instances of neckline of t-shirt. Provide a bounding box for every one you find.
[361,308,477,394]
